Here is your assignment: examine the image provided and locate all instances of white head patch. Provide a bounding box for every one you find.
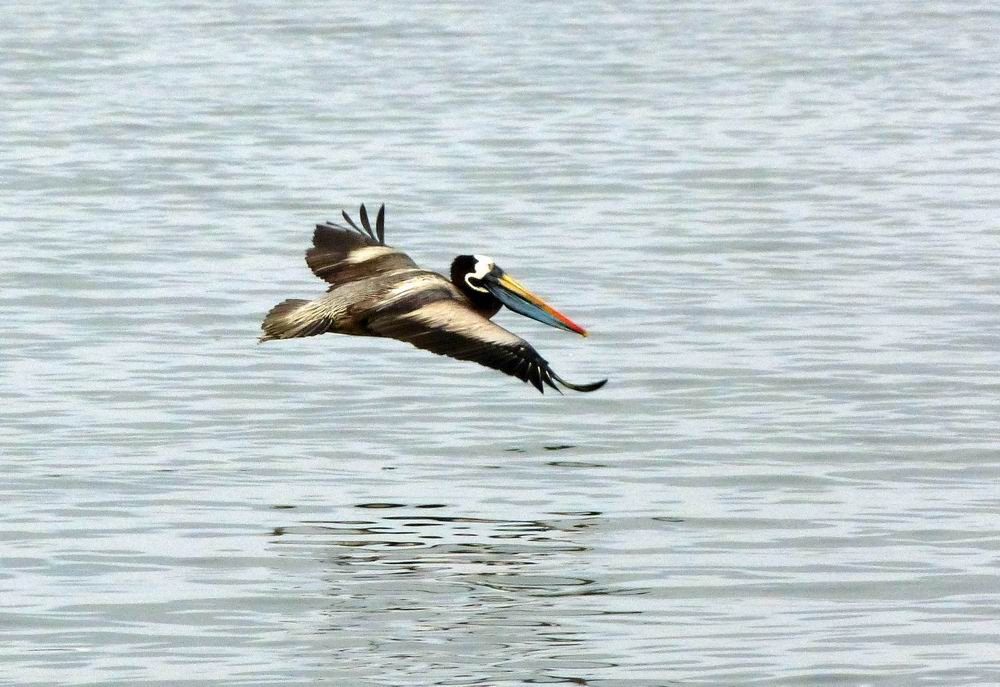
[465,254,495,293]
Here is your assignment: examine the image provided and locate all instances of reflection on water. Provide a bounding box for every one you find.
[273,505,622,684]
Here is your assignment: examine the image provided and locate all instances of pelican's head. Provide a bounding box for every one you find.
[450,254,588,336]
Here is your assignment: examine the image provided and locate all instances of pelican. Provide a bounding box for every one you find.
[260,204,606,393]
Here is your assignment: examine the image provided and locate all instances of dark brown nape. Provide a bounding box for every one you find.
[450,255,501,318]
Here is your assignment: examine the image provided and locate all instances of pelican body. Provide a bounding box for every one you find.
[260,204,606,393]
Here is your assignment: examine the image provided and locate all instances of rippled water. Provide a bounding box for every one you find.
[3,1,1000,684]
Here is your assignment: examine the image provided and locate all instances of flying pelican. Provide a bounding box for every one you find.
[260,204,606,393]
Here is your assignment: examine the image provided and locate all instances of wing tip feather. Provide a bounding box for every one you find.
[548,369,607,393]
[359,203,371,234]
[341,209,362,233]
[340,203,385,244]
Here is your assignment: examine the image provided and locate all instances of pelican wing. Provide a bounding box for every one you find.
[367,299,605,393]
[306,204,418,287]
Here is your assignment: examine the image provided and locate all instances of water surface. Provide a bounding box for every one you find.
[2,1,999,685]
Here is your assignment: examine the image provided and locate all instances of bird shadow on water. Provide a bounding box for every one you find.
[269,503,643,685]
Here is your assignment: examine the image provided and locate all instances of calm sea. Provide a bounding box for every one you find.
[3,1,999,685]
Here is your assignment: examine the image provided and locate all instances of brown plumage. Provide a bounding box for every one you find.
[260,204,606,393]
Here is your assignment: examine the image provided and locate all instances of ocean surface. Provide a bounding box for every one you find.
[3,1,999,685]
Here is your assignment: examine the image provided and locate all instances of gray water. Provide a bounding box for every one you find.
[3,1,999,685]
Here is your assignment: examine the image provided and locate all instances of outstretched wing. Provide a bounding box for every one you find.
[367,298,606,394]
[306,204,418,287]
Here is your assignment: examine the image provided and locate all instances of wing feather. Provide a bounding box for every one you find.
[375,204,385,244]
[359,203,372,235]
[305,205,418,287]
[367,298,599,393]
[340,209,362,234]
